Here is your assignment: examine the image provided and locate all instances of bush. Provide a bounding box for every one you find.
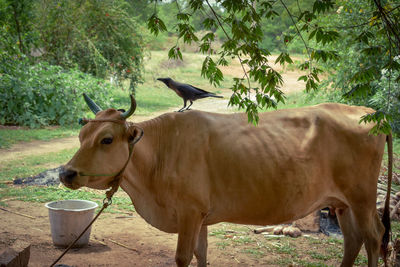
[0,53,116,128]
[370,63,400,135]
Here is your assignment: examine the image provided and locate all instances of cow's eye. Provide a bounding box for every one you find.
[101,137,113,145]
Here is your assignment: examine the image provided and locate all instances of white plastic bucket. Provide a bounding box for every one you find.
[45,199,98,247]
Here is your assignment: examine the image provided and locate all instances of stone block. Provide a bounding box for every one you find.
[0,240,30,267]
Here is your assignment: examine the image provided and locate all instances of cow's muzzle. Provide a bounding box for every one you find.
[59,166,78,187]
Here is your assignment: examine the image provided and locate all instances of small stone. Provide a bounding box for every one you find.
[283,226,302,238]
[273,225,284,235]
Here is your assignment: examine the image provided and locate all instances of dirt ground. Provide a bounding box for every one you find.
[0,62,332,267]
[0,200,250,267]
[2,199,340,267]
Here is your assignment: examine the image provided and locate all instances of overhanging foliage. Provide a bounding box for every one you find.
[147,0,399,134]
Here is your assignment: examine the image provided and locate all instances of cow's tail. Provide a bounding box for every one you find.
[381,133,393,266]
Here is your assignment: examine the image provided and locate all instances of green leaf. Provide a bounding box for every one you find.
[350,66,378,83]
[313,0,335,14]
[361,46,382,56]
[360,111,393,135]
[356,31,374,45]
[177,13,190,21]
[168,46,183,60]
[147,14,167,36]
[201,56,223,86]
[202,18,216,30]
[343,83,372,99]
[275,52,293,65]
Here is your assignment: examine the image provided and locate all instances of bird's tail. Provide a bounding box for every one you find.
[208,94,223,98]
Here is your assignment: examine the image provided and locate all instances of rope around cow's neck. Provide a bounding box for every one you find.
[50,118,143,267]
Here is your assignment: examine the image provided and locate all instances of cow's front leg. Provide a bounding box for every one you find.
[194,225,208,267]
[175,211,204,267]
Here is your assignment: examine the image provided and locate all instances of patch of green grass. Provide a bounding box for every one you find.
[295,260,332,267]
[274,241,297,255]
[274,257,297,266]
[0,186,102,204]
[242,248,264,257]
[354,254,368,266]
[308,251,332,260]
[135,83,183,115]
[0,148,78,183]
[216,241,229,249]
[110,195,136,213]
[326,237,344,245]
[325,246,343,259]
[305,236,325,245]
[233,236,254,245]
[209,229,228,238]
[0,126,79,149]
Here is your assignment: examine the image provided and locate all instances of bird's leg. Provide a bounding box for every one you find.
[185,101,193,111]
[177,99,187,112]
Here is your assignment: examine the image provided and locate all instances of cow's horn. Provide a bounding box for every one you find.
[120,95,136,119]
[83,93,102,115]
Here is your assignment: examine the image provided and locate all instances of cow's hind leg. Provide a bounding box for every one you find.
[354,210,384,267]
[175,211,204,267]
[338,206,384,267]
[194,225,208,267]
[336,208,363,267]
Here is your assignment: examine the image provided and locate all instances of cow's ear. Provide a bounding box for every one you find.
[127,126,144,145]
[117,109,126,113]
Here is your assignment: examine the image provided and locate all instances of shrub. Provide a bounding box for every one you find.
[0,53,116,128]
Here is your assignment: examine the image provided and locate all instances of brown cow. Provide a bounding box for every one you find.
[60,94,392,267]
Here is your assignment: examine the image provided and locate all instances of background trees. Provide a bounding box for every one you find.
[1,0,398,135]
[0,0,144,127]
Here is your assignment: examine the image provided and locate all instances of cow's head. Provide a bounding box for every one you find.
[59,94,143,190]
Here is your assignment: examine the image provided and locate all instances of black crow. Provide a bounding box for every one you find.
[157,77,223,112]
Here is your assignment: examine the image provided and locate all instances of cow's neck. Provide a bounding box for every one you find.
[120,115,178,232]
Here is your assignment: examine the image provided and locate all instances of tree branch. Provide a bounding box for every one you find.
[373,0,400,51]
[205,0,251,90]
[11,2,24,54]
[279,0,312,73]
